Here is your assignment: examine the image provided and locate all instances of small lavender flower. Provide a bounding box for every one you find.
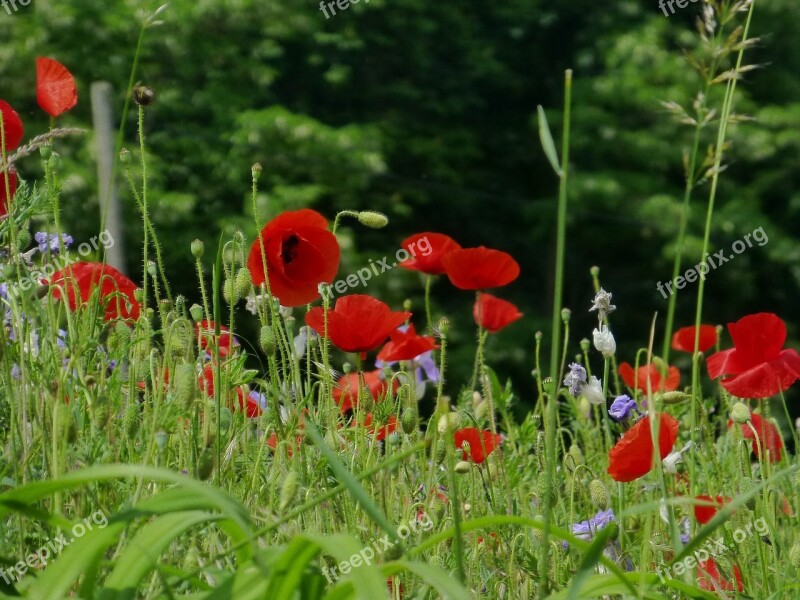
[248,389,268,411]
[679,516,691,544]
[572,509,616,542]
[609,394,638,421]
[563,362,587,396]
[589,288,616,321]
[34,232,73,255]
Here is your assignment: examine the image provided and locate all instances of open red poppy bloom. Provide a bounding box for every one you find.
[0,100,24,151]
[1,169,18,218]
[305,294,410,355]
[377,324,438,362]
[672,325,717,354]
[453,427,502,463]
[694,495,731,525]
[333,370,397,413]
[363,413,398,441]
[36,58,78,117]
[473,293,523,333]
[441,246,520,290]
[398,232,461,275]
[607,413,680,482]
[195,320,239,356]
[49,262,140,321]
[728,412,784,463]
[707,312,800,399]
[698,559,743,593]
[247,209,340,307]
[618,362,680,393]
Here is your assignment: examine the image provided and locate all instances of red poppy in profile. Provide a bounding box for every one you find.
[728,412,784,463]
[363,413,398,441]
[698,559,743,593]
[453,428,503,464]
[398,232,461,275]
[377,324,438,362]
[333,370,398,413]
[49,261,140,321]
[473,293,523,333]
[36,58,78,117]
[607,413,680,482]
[1,169,18,218]
[247,209,340,307]
[0,100,24,151]
[672,325,717,354]
[618,362,680,393]
[195,320,239,356]
[694,495,731,525]
[707,312,800,399]
[441,246,520,290]
[305,295,410,355]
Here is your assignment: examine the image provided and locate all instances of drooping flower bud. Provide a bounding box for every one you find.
[593,325,616,358]
[279,471,300,512]
[730,402,751,425]
[357,211,389,229]
[589,479,609,510]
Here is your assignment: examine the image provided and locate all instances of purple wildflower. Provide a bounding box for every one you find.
[34,232,73,254]
[563,362,587,396]
[609,394,638,421]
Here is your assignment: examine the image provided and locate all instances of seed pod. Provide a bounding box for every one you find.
[790,544,800,568]
[222,278,237,304]
[455,461,471,474]
[279,471,300,512]
[235,268,251,298]
[568,444,585,469]
[589,479,609,510]
[401,407,417,435]
[189,304,204,322]
[433,437,447,464]
[123,401,139,439]
[474,400,489,421]
[659,391,690,405]
[173,364,197,409]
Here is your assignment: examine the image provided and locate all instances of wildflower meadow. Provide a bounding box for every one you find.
[1,1,799,598]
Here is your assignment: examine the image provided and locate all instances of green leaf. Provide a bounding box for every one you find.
[538,105,563,177]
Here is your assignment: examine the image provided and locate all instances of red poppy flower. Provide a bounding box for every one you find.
[377,324,438,362]
[618,362,680,393]
[441,246,520,290]
[197,364,262,418]
[607,413,680,482]
[333,370,397,413]
[694,495,731,525]
[398,232,461,275]
[707,312,800,399]
[49,262,140,321]
[363,413,398,441]
[453,427,503,463]
[697,559,743,593]
[0,100,24,151]
[247,209,340,307]
[36,58,78,117]
[305,295,410,355]
[672,325,718,354]
[473,293,523,333]
[267,431,304,456]
[1,169,18,218]
[195,320,239,356]
[728,412,784,463]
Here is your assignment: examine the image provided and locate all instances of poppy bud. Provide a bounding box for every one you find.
[659,391,690,405]
[119,148,131,164]
[357,211,389,229]
[173,363,197,408]
[191,239,204,260]
[455,461,471,474]
[218,407,232,433]
[401,407,417,435]
[437,317,449,336]
[590,266,600,277]
[403,298,412,312]
[0,397,10,442]
[132,84,155,106]
[62,415,77,443]
[279,471,299,511]
[560,308,571,323]
[16,228,30,250]
[124,401,139,439]
[40,145,52,159]
[155,431,168,451]
[738,477,757,511]
[259,325,276,355]
[223,278,237,304]
[189,303,204,322]
[589,479,609,510]
[437,412,462,434]
[197,448,214,480]
[433,437,447,464]
[471,391,482,408]
[730,402,751,424]
[536,474,558,506]
[235,268,251,298]
[474,400,489,421]
[568,444,585,468]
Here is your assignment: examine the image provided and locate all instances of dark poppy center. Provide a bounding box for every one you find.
[281,234,300,264]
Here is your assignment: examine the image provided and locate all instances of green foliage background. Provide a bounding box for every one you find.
[1,0,798,411]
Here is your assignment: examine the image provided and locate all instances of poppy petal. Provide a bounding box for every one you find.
[0,100,24,151]
[36,58,78,117]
